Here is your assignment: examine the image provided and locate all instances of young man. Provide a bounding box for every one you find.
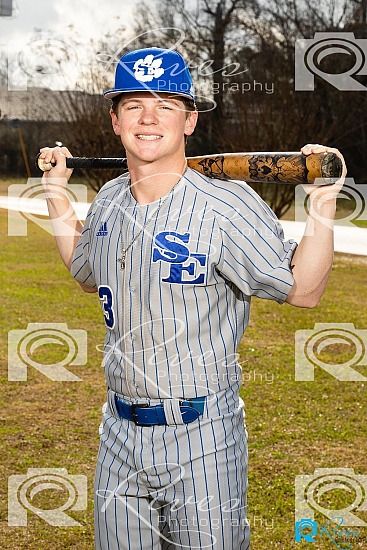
[39,47,346,550]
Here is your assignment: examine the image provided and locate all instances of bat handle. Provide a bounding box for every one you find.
[36,152,56,172]
[36,152,75,171]
[36,153,128,171]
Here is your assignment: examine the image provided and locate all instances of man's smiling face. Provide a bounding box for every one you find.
[110,92,198,166]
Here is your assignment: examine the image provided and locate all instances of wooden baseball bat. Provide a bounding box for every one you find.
[36,151,342,185]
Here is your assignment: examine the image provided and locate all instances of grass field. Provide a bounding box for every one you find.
[1,202,367,550]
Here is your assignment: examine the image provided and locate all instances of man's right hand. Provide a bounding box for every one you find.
[39,145,74,187]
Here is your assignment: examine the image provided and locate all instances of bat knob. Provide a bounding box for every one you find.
[321,152,343,182]
[36,152,56,172]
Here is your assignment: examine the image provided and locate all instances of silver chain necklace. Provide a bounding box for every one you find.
[118,181,180,270]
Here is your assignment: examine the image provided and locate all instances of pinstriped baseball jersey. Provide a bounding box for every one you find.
[71,167,297,399]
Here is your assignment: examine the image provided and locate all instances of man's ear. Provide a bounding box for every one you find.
[184,110,198,136]
[110,108,121,136]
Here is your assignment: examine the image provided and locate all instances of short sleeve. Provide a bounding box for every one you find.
[70,206,97,288]
[214,183,297,303]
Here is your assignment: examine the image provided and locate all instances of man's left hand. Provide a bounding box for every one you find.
[301,143,347,200]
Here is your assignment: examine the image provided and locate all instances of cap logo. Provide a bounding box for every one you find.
[133,54,165,82]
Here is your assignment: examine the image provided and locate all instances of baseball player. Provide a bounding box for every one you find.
[39,47,346,549]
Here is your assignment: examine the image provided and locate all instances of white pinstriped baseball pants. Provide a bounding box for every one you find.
[94,387,250,550]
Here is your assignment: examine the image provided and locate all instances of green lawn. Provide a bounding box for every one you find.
[0,207,367,549]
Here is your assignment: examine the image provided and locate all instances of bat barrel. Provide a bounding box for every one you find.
[187,152,343,185]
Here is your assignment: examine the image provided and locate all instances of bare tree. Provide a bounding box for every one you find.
[49,31,129,191]
[53,73,123,192]
[132,0,255,149]
[236,0,367,199]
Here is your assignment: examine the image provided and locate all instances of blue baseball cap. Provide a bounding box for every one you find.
[104,47,195,102]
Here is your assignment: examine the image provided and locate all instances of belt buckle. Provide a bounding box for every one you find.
[130,403,149,425]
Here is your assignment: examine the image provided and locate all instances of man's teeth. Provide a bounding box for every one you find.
[136,135,162,140]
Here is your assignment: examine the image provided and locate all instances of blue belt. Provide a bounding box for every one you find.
[114,395,206,426]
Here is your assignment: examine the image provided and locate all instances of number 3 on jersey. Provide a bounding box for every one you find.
[98,286,115,329]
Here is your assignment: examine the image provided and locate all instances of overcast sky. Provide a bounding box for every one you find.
[0,0,136,43]
[0,0,145,89]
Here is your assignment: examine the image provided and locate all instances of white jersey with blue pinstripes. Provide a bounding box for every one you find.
[71,167,297,399]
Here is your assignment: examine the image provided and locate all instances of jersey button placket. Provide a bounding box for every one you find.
[130,237,145,397]
[121,214,135,397]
